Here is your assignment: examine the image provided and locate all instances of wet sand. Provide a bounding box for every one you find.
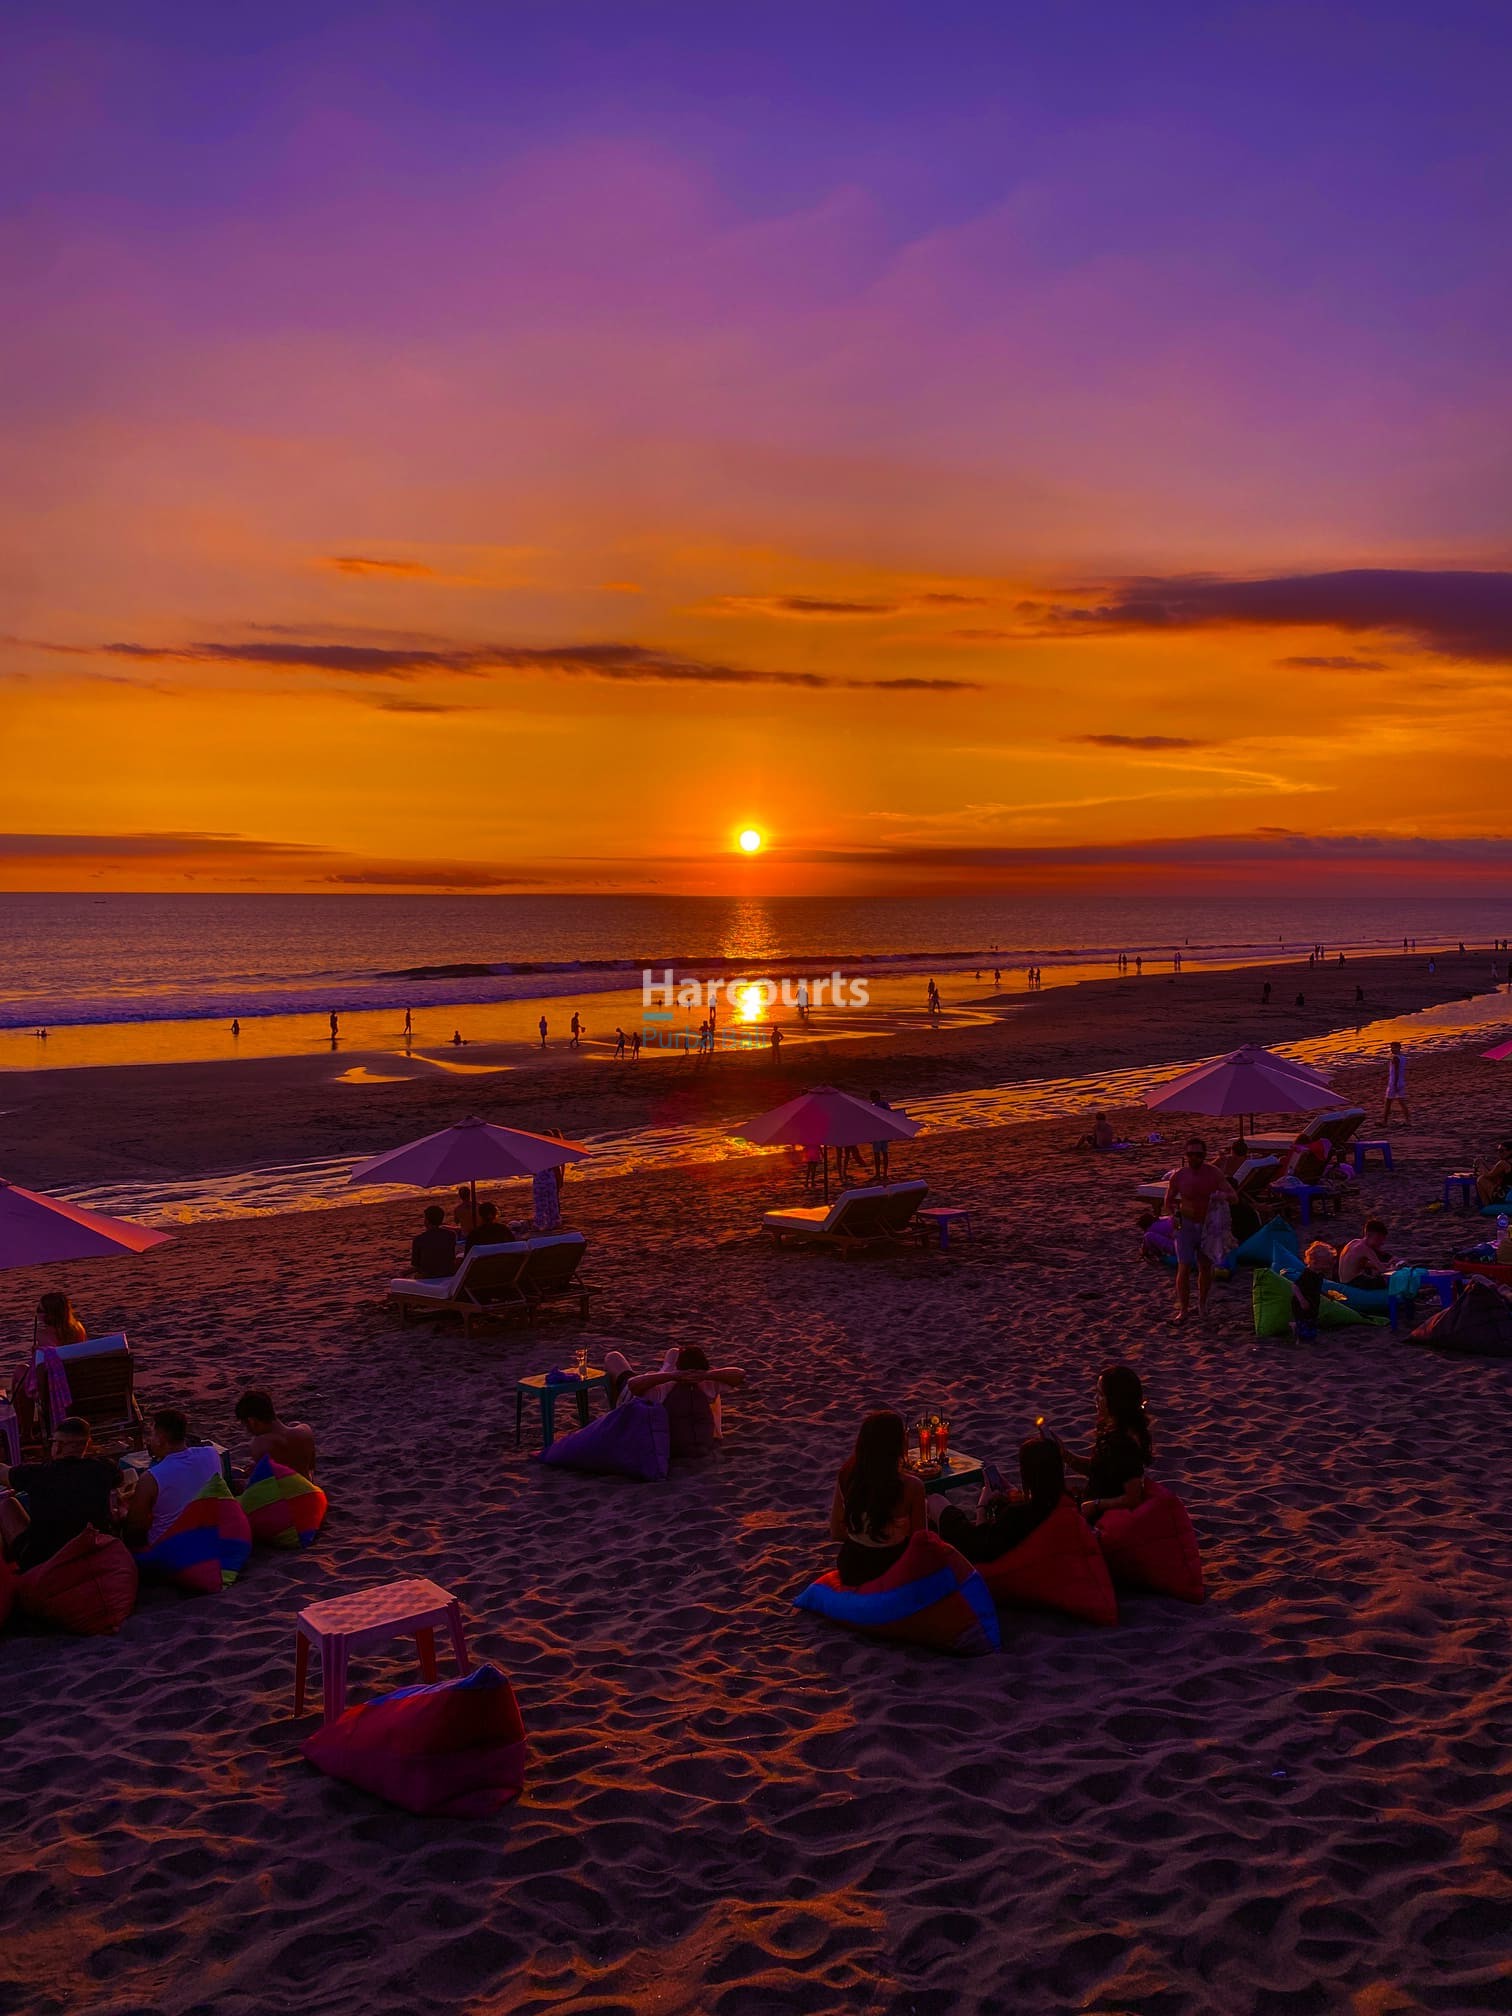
[2,951,1503,1195]
[1,1028,1510,2013]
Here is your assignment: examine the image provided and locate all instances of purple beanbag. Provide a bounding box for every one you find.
[538,1398,670,1480]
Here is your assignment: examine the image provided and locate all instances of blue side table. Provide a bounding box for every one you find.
[1352,1139,1394,1173]
[1442,1173,1479,1210]
[515,1369,606,1450]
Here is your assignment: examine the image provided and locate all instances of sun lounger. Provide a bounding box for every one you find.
[762,1181,930,1254]
[1248,1107,1367,1157]
[514,1233,593,1322]
[386,1242,529,1328]
[1136,1155,1279,1206]
[29,1332,144,1457]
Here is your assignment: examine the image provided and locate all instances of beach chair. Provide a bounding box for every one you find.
[1135,1155,1278,1207]
[513,1233,593,1324]
[29,1333,144,1458]
[761,1185,899,1255]
[1249,1107,1366,1157]
[385,1242,529,1329]
[881,1179,932,1239]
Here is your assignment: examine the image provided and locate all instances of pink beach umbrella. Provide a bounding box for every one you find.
[0,1177,170,1271]
[737,1086,920,1200]
[347,1114,591,1216]
[1146,1045,1335,1140]
[1482,1037,1512,1061]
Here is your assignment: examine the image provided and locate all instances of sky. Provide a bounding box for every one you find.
[3,0,1512,896]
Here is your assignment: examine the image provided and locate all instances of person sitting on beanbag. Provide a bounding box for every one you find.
[0,1416,123,1570]
[829,1410,926,1586]
[1291,1241,1337,1340]
[123,1408,225,1550]
[927,1436,1065,1564]
[234,1388,317,1481]
[602,1346,744,1434]
[1058,1364,1153,1523]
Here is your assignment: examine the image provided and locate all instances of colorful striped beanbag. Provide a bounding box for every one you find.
[136,1474,253,1593]
[794,1531,1000,1655]
[240,1456,327,1549]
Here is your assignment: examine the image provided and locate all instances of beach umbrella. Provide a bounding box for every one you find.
[1146,1045,1335,1140]
[347,1114,591,1216]
[736,1086,920,1200]
[1482,1037,1512,1061]
[0,1177,170,1271]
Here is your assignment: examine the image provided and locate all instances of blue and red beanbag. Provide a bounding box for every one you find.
[793,1531,1000,1655]
[136,1474,253,1594]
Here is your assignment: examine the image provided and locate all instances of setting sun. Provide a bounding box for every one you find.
[737,828,763,854]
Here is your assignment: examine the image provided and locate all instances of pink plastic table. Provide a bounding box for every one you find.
[294,1577,470,1722]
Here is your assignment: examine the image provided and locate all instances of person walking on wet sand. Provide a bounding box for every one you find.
[570,1011,582,1049]
[403,1007,412,1038]
[329,1010,339,1041]
[538,1014,548,1050]
[1382,1040,1410,1126]
[614,1026,626,1059]
[630,1029,641,1061]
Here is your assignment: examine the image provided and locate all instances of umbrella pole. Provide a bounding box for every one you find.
[824,1147,830,1203]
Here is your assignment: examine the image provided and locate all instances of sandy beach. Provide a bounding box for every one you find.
[3,985,1511,2014]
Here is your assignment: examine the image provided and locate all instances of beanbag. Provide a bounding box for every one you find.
[1096,1483,1204,1604]
[303,1662,527,1817]
[664,1383,716,1460]
[17,1527,138,1635]
[1141,1216,1177,1268]
[793,1531,1000,1655]
[1408,1279,1512,1358]
[1317,1292,1377,1329]
[1252,1266,1296,1337]
[1233,1219,1300,1269]
[136,1474,253,1593]
[0,1551,16,1632]
[240,1457,328,1549]
[977,1499,1117,1626]
[538,1398,669,1480]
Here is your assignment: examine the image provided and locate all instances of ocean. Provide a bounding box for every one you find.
[4,892,1512,1037]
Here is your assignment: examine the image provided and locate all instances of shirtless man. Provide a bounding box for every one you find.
[234,1390,317,1479]
[1162,1136,1235,1324]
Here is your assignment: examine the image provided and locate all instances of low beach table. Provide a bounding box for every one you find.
[515,1368,607,1450]
[1351,1138,1394,1173]
[917,1206,975,1250]
[906,1448,984,1494]
[295,1577,470,1723]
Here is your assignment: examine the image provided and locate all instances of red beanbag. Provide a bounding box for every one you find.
[978,1499,1118,1626]
[1096,1482,1204,1604]
[303,1663,527,1816]
[18,1527,139,1635]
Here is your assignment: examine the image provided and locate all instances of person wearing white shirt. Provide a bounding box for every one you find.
[1382,1040,1410,1125]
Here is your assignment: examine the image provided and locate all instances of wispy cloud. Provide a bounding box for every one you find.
[44,635,981,693]
[0,831,324,859]
[1031,570,1512,663]
[1276,654,1393,671]
[1069,733,1219,750]
[322,555,437,578]
[712,590,993,620]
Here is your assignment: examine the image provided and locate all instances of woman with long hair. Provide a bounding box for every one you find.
[35,1292,86,1350]
[932,1435,1066,1564]
[1059,1363,1153,1521]
[829,1410,925,1586]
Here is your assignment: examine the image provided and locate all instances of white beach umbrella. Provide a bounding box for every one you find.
[736,1086,920,1199]
[0,1177,170,1271]
[347,1114,591,1215]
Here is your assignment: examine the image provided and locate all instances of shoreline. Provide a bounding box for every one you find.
[3,950,1508,1204]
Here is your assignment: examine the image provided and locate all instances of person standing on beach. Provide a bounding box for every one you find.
[1162,1138,1235,1325]
[770,1024,782,1054]
[630,1029,641,1061]
[403,1007,412,1038]
[231,1019,240,1037]
[1261,982,1271,1005]
[570,1011,581,1049]
[871,1090,893,1179]
[538,1014,548,1049]
[329,1010,339,1041]
[1383,1040,1410,1125]
[613,1027,625,1059]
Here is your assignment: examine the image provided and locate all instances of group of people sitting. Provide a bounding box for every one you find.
[829,1364,1152,1585]
[409,1193,531,1276]
[1,1375,315,1576]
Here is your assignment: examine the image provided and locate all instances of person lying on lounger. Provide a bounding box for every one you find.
[1054,1364,1152,1522]
[234,1389,317,1480]
[927,1436,1065,1563]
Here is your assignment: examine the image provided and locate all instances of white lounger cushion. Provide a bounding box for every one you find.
[387,1240,529,1301]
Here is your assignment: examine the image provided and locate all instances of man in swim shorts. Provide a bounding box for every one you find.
[1162,1137,1236,1324]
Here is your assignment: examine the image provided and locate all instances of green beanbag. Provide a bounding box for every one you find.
[1252,1267,1295,1337]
